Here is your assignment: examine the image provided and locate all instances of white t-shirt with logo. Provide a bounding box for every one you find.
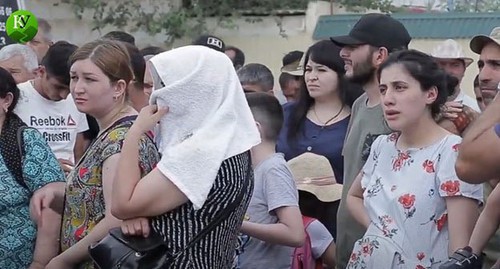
[15,81,89,163]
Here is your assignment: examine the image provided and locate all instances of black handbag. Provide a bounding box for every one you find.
[89,156,252,269]
[89,228,171,269]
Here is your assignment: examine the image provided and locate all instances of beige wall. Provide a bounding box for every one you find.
[25,0,479,100]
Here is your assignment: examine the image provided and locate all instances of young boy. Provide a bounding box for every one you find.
[238,92,305,269]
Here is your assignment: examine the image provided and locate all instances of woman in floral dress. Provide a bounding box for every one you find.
[346,50,483,269]
[36,40,160,269]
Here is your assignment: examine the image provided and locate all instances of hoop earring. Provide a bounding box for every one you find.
[3,107,7,113]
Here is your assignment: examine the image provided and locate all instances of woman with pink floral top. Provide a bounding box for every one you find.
[346,50,483,269]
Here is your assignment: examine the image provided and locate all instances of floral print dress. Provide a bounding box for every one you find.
[347,133,483,269]
[60,116,160,269]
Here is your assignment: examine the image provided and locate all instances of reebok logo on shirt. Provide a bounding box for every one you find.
[30,115,77,142]
[30,115,76,127]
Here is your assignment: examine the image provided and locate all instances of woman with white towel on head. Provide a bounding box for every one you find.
[110,45,261,269]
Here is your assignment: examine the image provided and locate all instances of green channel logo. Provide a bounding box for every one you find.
[6,10,38,43]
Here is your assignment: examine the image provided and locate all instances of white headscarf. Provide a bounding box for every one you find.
[149,45,260,210]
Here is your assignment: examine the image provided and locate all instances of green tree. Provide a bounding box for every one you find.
[59,0,313,45]
[58,0,400,45]
[338,0,395,12]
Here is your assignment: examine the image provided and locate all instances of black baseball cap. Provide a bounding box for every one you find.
[330,13,411,53]
[192,34,225,52]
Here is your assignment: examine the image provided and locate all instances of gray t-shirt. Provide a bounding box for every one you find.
[308,219,334,259]
[336,93,391,269]
[239,153,299,269]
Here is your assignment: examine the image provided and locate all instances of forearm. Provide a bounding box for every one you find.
[112,128,142,215]
[469,206,500,254]
[462,93,500,141]
[470,186,500,254]
[447,197,479,254]
[458,95,500,175]
[241,221,304,247]
[32,208,61,266]
[346,195,370,228]
[59,216,121,264]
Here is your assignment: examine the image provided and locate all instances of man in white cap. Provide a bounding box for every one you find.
[431,39,481,112]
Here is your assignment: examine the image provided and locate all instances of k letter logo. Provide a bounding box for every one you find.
[6,10,38,43]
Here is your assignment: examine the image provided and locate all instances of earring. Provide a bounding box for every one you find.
[113,95,118,101]
[3,107,7,113]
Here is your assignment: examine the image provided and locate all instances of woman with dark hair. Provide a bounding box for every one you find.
[346,50,482,269]
[33,39,159,269]
[0,67,65,268]
[277,40,362,184]
[276,40,362,237]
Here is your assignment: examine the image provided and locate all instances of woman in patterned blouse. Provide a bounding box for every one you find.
[33,40,160,269]
[0,67,65,269]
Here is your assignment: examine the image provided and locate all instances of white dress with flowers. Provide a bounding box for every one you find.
[347,133,483,269]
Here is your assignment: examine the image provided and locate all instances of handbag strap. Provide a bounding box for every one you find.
[178,153,252,251]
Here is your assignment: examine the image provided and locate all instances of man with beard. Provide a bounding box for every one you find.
[330,13,411,269]
[457,26,500,183]
[439,27,500,269]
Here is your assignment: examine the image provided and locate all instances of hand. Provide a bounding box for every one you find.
[58,159,74,174]
[441,101,463,120]
[29,183,64,224]
[121,217,151,237]
[132,105,169,134]
[45,255,75,269]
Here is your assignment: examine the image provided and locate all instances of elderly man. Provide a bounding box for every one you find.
[237,63,275,94]
[0,44,38,84]
[431,39,480,112]
[27,18,53,64]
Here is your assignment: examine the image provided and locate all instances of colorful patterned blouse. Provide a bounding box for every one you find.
[0,128,65,269]
[60,116,160,269]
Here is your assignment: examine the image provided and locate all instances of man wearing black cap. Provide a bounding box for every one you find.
[330,13,411,269]
[192,34,226,52]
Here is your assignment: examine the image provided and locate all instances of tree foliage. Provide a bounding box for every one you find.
[59,0,440,45]
[58,0,311,44]
[338,0,395,12]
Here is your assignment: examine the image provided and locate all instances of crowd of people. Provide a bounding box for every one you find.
[0,12,498,269]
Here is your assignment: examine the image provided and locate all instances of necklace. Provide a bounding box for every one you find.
[313,105,344,128]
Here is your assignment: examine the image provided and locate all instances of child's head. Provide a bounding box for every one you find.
[245,92,284,143]
[377,49,457,132]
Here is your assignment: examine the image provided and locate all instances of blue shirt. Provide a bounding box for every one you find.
[276,103,349,184]
[495,123,500,138]
[0,128,65,268]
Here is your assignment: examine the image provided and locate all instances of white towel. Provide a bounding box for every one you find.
[149,45,261,210]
